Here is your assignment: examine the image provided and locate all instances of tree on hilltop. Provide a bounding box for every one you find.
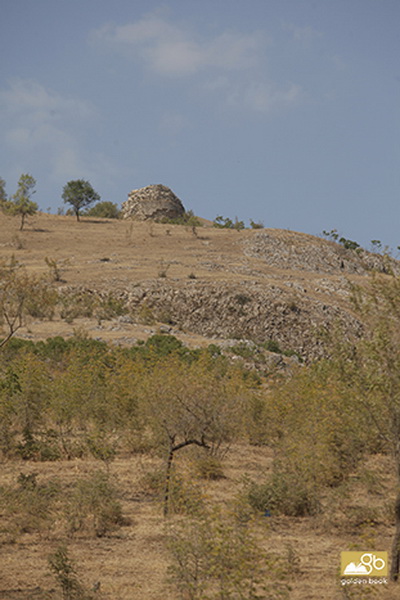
[6,174,38,230]
[62,179,100,221]
[0,178,7,206]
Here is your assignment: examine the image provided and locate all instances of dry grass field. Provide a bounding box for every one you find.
[0,449,398,600]
[1,212,399,599]
[0,211,361,347]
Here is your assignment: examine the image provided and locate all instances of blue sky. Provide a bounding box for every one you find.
[1,0,399,250]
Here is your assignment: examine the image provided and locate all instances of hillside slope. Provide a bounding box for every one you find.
[1,213,397,359]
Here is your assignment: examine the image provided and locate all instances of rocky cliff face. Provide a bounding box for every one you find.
[122,184,185,221]
[62,276,361,361]
[119,280,362,361]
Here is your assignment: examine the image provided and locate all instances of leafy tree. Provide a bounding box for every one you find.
[138,353,248,515]
[213,215,245,230]
[62,180,100,222]
[7,174,38,230]
[0,178,7,206]
[0,258,57,349]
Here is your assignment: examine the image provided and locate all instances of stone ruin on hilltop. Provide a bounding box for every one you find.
[121,184,186,221]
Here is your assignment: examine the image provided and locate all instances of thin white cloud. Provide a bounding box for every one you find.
[91,14,267,77]
[91,14,302,115]
[0,79,103,184]
[0,78,95,121]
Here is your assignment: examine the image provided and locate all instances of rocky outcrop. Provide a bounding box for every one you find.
[123,280,363,360]
[243,231,400,275]
[122,184,185,221]
[61,279,363,361]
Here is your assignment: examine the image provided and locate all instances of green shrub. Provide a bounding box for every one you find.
[263,339,282,354]
[193,453,225,480]
[249,219,264,229]
[94,292,127,322]
[49,545,96,600]
[246,466,321,517]
[85,201,120,219]
[16,427,61,461]
[137,466,204,515]
[0,473,60,540]
[144,334,185,357]
[65,471,125,537]
[167,506,289,600]
[160,210,202,227]
[229,343,258,360]
[59,290,97,321]
[213,215,245,230]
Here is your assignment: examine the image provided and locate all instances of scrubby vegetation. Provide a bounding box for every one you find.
[84,201,121,219]
[1,218,400,597]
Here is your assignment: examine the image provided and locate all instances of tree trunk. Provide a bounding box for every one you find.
[163,437,209,516]
[163,446,174,517]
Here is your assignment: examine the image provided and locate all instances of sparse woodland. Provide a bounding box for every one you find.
[1,215,400,599]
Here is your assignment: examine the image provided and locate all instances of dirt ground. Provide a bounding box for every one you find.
[0,446,399,600]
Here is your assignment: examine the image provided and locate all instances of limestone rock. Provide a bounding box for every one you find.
[122,184,185,221]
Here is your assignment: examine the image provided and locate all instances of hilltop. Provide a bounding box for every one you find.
[1,211,397,360]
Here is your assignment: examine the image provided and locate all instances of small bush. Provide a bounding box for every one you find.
[94,293,127,322]
[24,277,59,319]
[249,219,264,229]
[137,467,204,515]
[229,343,258,360]
[167,472,205,516]
[144,334,185,357]
[65,471,125,537]
[136,301,155,325]
[85,201,120,219]
[0,473,60,539]
[160,210,202,227]
[193,453,225,480]
[246,467,321,517]
[59,290,97,322]
[45,256,69,282]
[263,339,282,354]
[167,506,289,600]
[157,259,170,278]
[49,545,96,600]
[213,215,245,230]
[16,427,61,461]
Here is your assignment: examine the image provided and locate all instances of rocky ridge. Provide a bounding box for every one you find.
[243,230,400,276]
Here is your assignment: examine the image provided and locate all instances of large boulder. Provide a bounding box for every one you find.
[122,184,185,221]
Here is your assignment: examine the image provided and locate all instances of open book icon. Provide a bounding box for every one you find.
[343,562,369,575]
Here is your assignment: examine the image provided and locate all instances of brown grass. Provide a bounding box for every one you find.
[0,447,399,599]
[0,212,361,348]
